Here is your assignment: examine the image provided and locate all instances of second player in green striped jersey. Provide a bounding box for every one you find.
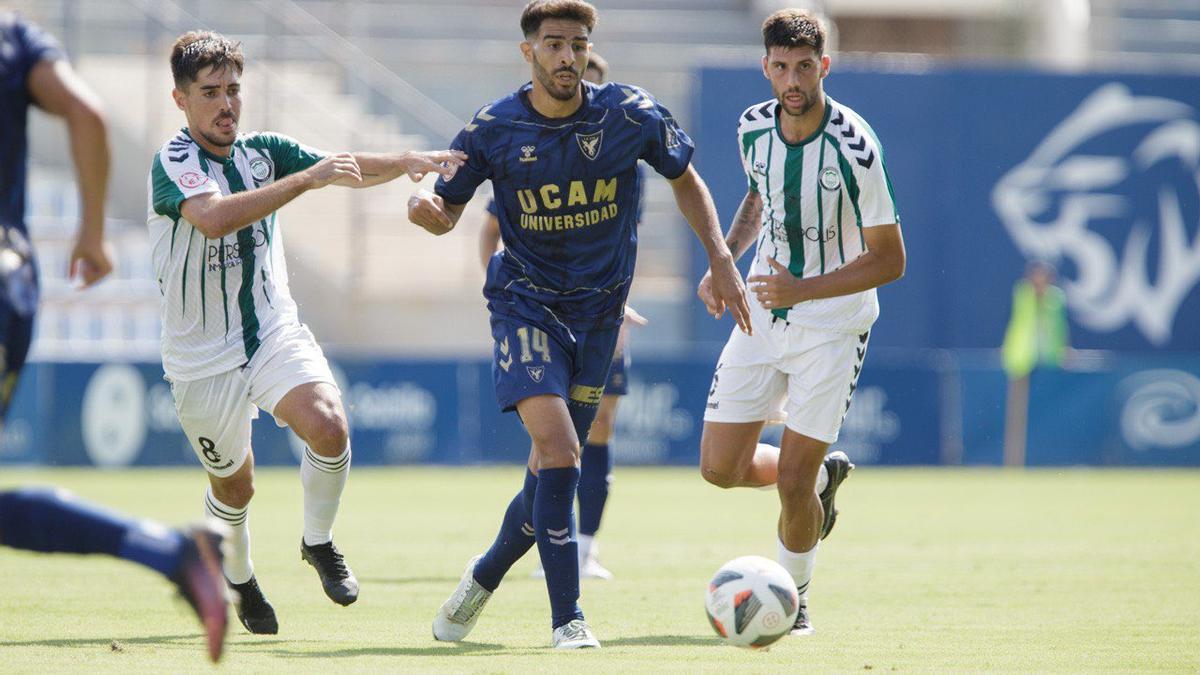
[148,30,465,630]
[697,8,906,641]
[148,130,322,381]
[734,96,898,332]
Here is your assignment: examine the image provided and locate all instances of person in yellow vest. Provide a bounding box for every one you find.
[1002,261,1070,465]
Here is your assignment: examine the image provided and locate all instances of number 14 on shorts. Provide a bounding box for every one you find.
[497,326,552,372]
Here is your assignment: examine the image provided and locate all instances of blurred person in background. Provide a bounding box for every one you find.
[477,52,645,582]
[1002,260,1070,465]
[0,10,228,663]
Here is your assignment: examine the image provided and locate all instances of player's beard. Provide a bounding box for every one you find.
[778,86,817,118]
[534,60,581,102]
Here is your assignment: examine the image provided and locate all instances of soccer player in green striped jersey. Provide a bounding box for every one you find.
[148,31,464,634]
[697,9,906,638]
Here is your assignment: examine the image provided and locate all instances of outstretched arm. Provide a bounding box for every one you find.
[338,150,466,189]
[181,154,361,239]
[27,59,112,287]
[748,223,905,310]
[669,164,752,335]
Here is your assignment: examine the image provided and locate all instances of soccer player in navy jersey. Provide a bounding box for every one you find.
[0,11,228,662]
[409,0,750,648]
[478,52,644,582]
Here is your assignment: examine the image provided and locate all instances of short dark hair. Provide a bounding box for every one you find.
[520,0,597,38]
[585,52,608,81]
[762,9,826,55]
[170,31,244,89]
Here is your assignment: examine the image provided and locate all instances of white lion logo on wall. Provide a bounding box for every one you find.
[993,84,1200,346]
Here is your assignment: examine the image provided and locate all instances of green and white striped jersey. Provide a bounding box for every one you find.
[738,97,899,332]
[147,129,323,381]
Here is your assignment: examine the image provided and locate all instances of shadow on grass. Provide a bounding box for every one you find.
[258,641,509,658]
[0,634,204,649]
[603,634,722,647]
[358,576,460,586]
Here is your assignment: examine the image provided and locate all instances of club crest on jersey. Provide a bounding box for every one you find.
[820,167,841,191]
[753,160,767,176]
[249,156,273,182]
[519,145,538,163]
[576,131,603,161]
[526,366,545,383]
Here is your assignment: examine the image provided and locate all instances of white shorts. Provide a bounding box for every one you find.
[703,320,870,444]
[169,322,337,477]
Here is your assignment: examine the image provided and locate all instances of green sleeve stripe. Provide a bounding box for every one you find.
[151,155,185,219]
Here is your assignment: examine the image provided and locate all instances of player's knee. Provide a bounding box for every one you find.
[700,461,741,489]
[306,409,349,457]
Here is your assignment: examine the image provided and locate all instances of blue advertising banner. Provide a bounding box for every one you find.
[2,355,1197,469]
[692,66,1200,353]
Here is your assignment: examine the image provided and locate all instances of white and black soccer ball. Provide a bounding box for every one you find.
[704,555,799,649]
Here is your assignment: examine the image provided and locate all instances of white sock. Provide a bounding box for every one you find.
[204,488,253,584]
[777,537,819,604]
[578,533,595,565]
[815,462,829,495]
[301,444,350,546]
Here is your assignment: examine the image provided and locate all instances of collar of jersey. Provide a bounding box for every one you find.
[181,127,238,165]
[773,95,832,148]
[517,81,594,125]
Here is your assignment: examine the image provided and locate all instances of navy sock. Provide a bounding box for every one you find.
[0,487,184,577]
[533,466,583,629]
[578,442,612,537]
[472,469,537,592]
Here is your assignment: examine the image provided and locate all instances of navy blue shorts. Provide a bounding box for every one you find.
[490,310,620,444]
[604,349,629,396]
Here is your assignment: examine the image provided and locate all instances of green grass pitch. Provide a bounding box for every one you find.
[1,466,1197,672]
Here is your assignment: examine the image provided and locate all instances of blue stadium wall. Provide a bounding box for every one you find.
[1,354,1198,469]
[4,66,1198,470]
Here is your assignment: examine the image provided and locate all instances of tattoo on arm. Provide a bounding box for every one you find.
[725,193,763,261]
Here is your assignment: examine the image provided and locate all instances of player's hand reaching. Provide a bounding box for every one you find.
[400,150,468,182]
[704,256,753,335]
[748,257,806,310]
[305,153,363,189]
[68,232,113,288]
[407,188,456,235]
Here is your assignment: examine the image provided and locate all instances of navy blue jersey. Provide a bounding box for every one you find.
[438,81,692,329]
[0,13,64,233]
[485,164,647,224]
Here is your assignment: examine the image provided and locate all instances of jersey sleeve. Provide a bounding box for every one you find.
[737,128,759,195]
[150,151,220,221]
[15,17,66,88]
[634,91,694,180]
[852,144,900,228]
[435,111,492,205]
[249,132,325,178]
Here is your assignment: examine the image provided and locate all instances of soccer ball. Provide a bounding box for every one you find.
[704,555,799,649]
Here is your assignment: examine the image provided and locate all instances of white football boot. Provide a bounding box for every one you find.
[552,618,601,649]
[432,555,492,642]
